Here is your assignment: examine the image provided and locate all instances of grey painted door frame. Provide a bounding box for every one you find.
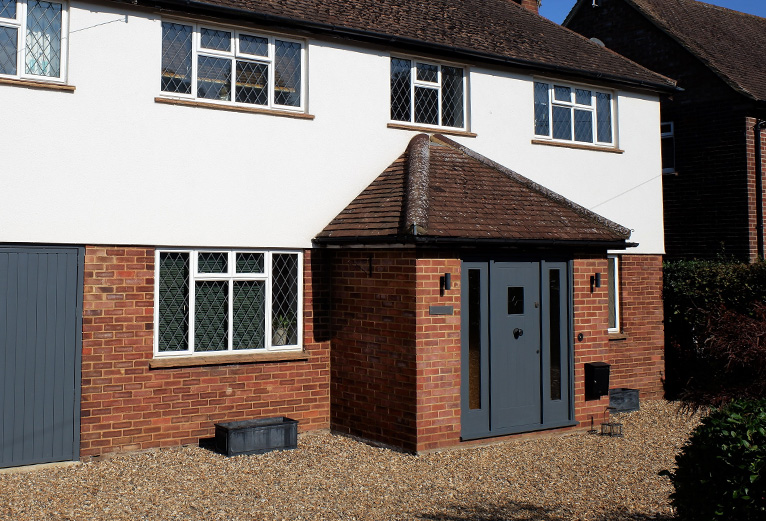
[1,245,84,468]
[460,258,575,440]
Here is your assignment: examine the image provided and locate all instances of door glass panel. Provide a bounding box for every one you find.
[549,269,562,401]
[467,269,482,410]
[507,287,524,315]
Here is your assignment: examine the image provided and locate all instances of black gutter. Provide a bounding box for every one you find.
[313,235,636,250]
[755,120,766,260]
[127,0,678,94]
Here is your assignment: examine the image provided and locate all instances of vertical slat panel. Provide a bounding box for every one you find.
[0,247,82,468]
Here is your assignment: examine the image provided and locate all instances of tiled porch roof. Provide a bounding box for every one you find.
[315,134,632,247]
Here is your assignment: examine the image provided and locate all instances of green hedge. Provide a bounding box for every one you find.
[664,259,766,406]
[662,399,766,520]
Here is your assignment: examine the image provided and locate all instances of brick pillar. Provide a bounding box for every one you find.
[746,117,766,262]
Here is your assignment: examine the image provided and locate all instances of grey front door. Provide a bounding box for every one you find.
[0,246,83,468]
[461,260,573,440]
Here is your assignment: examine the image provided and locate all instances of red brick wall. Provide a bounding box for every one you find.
[414,253,461,452]
[608,255,665,398]
[80,246,329,458]
[512,0,539,14]
[329,250,419,451]
[746,117,766,261]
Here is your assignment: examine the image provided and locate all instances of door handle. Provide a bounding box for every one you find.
[513,328,524,339]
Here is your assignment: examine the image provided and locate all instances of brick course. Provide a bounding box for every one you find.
[80,246,329,458]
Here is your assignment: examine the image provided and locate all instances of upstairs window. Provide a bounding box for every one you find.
[0,0,66,81]
[534,81,614,145]
[155,250,302,356]
[661,122,675,173]
[390,57,466,129]
[161,21,304,110]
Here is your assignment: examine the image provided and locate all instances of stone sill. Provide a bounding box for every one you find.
[0,77,75,92]
[608,332,628,341]
[531,139,624,154]
[387,122,477,138]
[149,350,309,369]
[155,97,315,120]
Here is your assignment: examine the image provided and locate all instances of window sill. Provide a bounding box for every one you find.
[155,97,315,120]
[531,139,624,154]
[387,122,477,138]
[608,332,627,341]
[148,350,309,369]
[0,77,75,92]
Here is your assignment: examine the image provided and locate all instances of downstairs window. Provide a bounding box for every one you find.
[155,250,302,356]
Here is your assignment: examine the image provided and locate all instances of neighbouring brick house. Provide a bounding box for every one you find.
[565,0,766,261]
[1,0,672,467]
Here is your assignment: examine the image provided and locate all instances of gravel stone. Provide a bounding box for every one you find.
[0,400,700,520]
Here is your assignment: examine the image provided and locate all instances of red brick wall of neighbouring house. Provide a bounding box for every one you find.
[746,117,766,262]
[608,255,665,398]
[80,246,329,459]
[413,253,462,453]
[512,0,539,14]
[329,250,419,451]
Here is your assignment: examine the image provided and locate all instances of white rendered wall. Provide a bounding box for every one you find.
[1,2,664,255]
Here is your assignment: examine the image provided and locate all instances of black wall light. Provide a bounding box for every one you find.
[440,273,452,296]
[590,272,601,293]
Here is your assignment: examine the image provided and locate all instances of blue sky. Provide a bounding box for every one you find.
[540,0,766,24]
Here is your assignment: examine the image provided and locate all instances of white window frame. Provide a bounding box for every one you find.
[0,0,68,83]
[661,121,675,174]
[153,249,303,358]
[159,20,306,111]
[390,55,468,131]
[534,80,615,146]
[607,255,620,333]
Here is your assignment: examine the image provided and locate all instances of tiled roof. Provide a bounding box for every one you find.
[315,134,632,246]
[626,0,766,101]
[151,0,675,91]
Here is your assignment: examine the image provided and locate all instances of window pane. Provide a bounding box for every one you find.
[554,85,571,102]
[158,252,190,352]
[25,0,62,77]
[198,252,227,273]
[390,58,411,122]
[274,39,301,106]
[0,0,16,19]
[507,287,524,315]
[200,28,231,51]
[662,134,675,172]
[549,270,562,401]
[236,252,264,273]
[596,92,613,143]
[414,86,438,125]
[575,89,592,105]
[239,34,268,56]
[161,22,192,94]
[552,105,572,140]
[0,26,17,75]
[195,281,228,351]
[441,65,463,128]
[272,253,298,346]
[416,62,438,83]
[468,269,482,410]
[197,55,232,101]
[236,60,268,105]
[233,280,265,350]
[534,82,550,136]
[608,258,617,330]
[574,109,594,143]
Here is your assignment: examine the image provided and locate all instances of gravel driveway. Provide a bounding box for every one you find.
[0,401,699,521]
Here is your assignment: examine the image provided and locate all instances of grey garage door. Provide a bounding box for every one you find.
[1,246,83,468]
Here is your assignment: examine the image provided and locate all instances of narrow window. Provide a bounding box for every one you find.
[548,269,562,401]
[533,82,550,135]
[661,122,675,174]
[390,57,466,129]
[467,269,482,410]
[607,255,620,332]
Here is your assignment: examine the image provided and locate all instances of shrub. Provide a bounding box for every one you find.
[664,259,766,406]
[662,399,766,520]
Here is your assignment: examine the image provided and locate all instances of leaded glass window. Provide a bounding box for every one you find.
[534,81,614,145]
[390,57,467,129]
[156,250,302,356]
[160,21,305,110]
[0,0,66,81]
